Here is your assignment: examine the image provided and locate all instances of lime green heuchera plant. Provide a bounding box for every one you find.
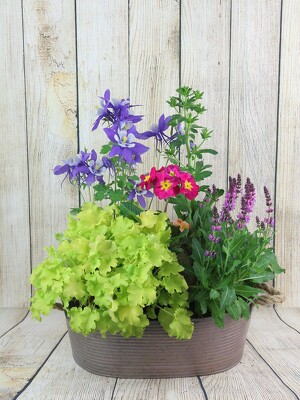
[30,87,284,339]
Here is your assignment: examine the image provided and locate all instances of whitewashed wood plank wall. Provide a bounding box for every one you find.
[1,0,299,308]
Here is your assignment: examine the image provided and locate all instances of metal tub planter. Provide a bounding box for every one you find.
[67,314,251,378]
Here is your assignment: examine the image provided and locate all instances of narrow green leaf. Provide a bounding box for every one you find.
[225,259,242,275]
[226,301,242,320]
[209,300,225,328]
[209,289,220,300]
[198,149,218,155]
[237,298,251,319]
[235,285,263,298]
[119,202,142,223]
[194,291,208,315]
[243,272,274,283]
[193,262,209,288]
[256,251,284,274]
[220,287,236,309]
[192,239,204,265]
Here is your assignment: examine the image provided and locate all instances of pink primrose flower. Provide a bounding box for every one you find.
[178,172,200,200]
[153,171,180,199]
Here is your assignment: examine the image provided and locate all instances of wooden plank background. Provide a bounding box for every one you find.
[1,0,299,307]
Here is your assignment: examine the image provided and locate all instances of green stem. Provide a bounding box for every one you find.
[182,98,192,168]
[185,125,192,167]
[164,198,170,213]
[148,194,155,210]
[157,149,162,169]
[88,185,92,202]
[79,188,87,203]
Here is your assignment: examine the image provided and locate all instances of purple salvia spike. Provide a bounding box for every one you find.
[219,176,238,223]
[236,173,242,194]
[236,177,256,228]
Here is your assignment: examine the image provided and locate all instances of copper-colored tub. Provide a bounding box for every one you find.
[67,314,251,378]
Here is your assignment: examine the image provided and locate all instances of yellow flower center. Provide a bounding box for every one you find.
[169,171,175,176]
[144,174,151,182]
[184,181,193,191]
[122,135,127,143]
[161,180,172,191]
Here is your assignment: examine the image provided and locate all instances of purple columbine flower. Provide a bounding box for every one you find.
[128,180,154,208]
[92,89,111,131]
[102,156,115,173]
[92,90,143,131]
[104,127,149,164]
[236,178,256,229]
[85,150,107,186]
[117,104,143,127]
[138,114,173,148]
[53,151,90,182]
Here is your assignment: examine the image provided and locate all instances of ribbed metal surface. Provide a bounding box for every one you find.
[67,314,251,378]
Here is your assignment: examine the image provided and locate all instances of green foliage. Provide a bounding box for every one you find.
[165,86,216,178]
[45,86,285,340]
[30,203,194,339]
[170,196,285,328]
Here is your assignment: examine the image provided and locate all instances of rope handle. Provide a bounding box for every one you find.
[255,283,285,306]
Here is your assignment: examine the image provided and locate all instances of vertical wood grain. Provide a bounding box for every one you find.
[247,307,300,394]
[202,344,296,399]
[1,0,299,308]
[0,311,66,399]
[113,378,206,400]
[0,1,31,307]
[129,0,180,211]
[228,0,281,225]
[0,308,28,337]
[76,0,129,152]
[276,0,300,307]
[16,336,117,400]
[23,0,78,268]
[181,0,231,189]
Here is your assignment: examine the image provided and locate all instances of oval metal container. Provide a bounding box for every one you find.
[67,313,251,378]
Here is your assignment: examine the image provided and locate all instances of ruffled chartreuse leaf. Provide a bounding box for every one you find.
[157,261,184,278]
[140,211,170,243]
[68,306,100,336]
[158,307,194,339]
[117,305,144,325]
[63,272,86,300]
[162,274,188,294]
[30,203,192,338]
[30,290,59,320]
[127,283,157,306]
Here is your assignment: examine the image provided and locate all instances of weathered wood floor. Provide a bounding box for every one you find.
[0,306,299,400]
